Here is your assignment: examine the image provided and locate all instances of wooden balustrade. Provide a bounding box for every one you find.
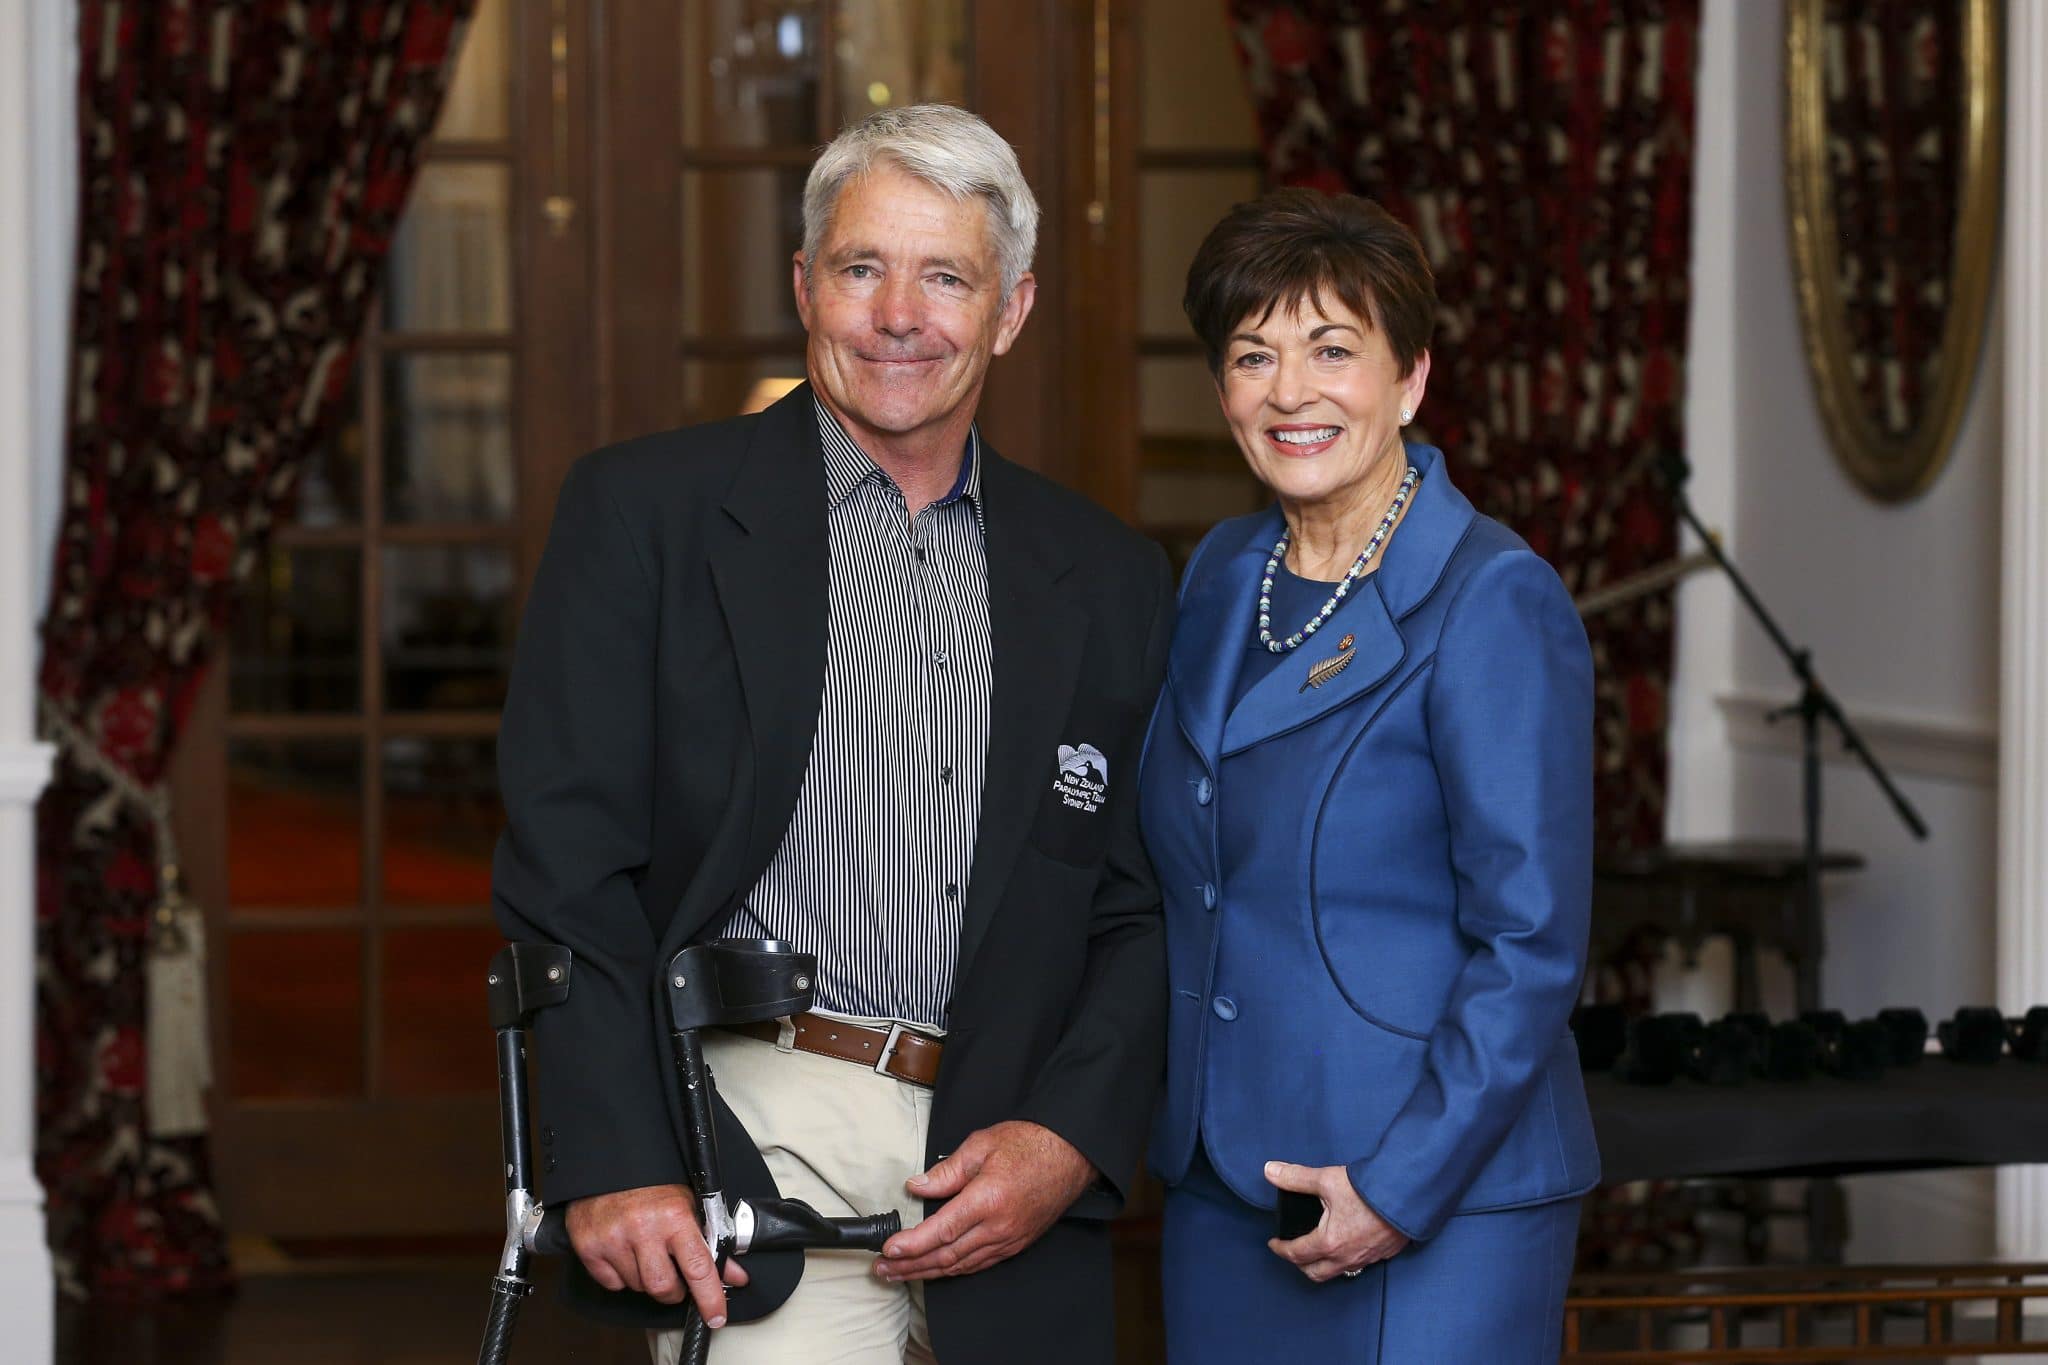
[1563,1263,2048,1360]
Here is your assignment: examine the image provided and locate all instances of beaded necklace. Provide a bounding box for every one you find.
[1256,464,1419,653]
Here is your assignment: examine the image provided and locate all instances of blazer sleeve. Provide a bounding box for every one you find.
[491,455,686,1206]
[1014,543,1177,1218]
[1346,549,1594,1242]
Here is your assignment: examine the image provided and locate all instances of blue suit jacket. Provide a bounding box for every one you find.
[1138,444,1600,1242]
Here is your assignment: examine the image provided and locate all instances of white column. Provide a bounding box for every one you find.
[1998,0,2048,1266]
[1665,0,1741,849]
[0,0,61,1354]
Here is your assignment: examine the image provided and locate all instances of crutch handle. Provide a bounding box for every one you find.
[526,1198,897,1258]
[531,1205,574,1258]
[741,1199,901,1253]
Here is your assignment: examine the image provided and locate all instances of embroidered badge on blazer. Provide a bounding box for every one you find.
[1054,743,1109,812]
[1301,633,1357,692]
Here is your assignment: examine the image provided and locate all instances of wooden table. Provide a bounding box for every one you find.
[1593,841,1866,1014]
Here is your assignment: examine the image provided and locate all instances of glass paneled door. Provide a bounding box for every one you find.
[174,0,591,1237]
[176,0,1092,1241]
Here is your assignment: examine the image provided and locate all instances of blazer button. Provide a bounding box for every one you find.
[1211,996,1238,1021]
[1195,777,1213,806]
[1201,882,1218,911]
[541,1126,555,1146]
[545,1155,557,1173]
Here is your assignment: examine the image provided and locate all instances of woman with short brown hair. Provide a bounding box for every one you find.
[1138,189,1598,1360]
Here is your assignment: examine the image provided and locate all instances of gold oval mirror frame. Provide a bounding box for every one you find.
[1785,0,2003,502]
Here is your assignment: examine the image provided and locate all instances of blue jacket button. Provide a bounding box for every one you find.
[1212,996,1238,1021]
[1201,882,1218,910]
[1195,777,1213,806]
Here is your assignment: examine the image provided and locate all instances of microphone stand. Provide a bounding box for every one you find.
[1660,453,1928,1014]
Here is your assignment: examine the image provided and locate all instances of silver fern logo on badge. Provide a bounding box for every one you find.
[1054,743,1109,813]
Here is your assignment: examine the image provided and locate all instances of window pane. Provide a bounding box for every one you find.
[295,372,365,527]
[1139,0,1260,150]
[680,358,807,428]
[382,545,516,712]
[228,929,363,1099]
[383,354,515,525]
[384,162,513,333]
[681,169,808,340]
[436,0,512,141]
[1139,170,1263,337]
[683,0,823,148]
[383,736,499,907]
[1141,356,1231,438]
[382,924,507,1096]
[228,738,364,909]
[231,546,362,715]
[834,0,968,126]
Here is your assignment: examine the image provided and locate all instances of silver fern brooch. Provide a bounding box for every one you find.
[1301,633,1357,692]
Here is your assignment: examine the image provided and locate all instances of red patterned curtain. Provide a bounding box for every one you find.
[1825,0,1963,435]
[37,0,476,1298]
[1228,0,1700,848]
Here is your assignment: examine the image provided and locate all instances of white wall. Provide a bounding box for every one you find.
[1,0,72,1356]
[1669,0,2003,1260]
[30,0,75,616]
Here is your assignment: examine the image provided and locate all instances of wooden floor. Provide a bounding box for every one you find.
[55,1230,1169,1364]
[56,1260,650,1365]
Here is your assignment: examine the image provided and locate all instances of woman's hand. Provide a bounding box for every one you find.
[1263,1160,1410,1282]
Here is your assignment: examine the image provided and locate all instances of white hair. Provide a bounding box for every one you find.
[801,104,1039,298]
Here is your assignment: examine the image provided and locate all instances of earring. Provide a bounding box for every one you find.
[1400,408,1413,425]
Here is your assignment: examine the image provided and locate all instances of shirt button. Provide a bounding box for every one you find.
[933,650,948,667]
[1195,778,1213,806]
[1212,997,1238,1022]
[946,883,959,899]
[914,547,927,562]
[1202,883,1217,911]
[941,766,953,784]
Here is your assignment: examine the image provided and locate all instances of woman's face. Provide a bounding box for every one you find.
[1217,294,1429,514]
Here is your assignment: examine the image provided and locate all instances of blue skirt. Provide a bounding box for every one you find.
[1161,1151,1579,1364]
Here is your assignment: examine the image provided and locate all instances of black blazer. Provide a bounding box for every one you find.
[491,383,1173,1362]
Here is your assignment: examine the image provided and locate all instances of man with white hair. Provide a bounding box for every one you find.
[492,104,1173,1363]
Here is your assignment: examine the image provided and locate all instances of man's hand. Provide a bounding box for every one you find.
[874,1121,1096,1282]
[1263,1161,1410,1282]
[565,1184,748,1326]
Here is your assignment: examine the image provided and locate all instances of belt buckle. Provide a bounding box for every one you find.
[874,1021,911,1077]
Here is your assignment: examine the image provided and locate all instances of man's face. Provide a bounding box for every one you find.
[794,163,1035,446]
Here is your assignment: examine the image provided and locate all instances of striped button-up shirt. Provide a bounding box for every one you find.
[718,400,992,1028]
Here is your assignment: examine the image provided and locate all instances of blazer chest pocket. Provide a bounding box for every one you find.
[1028,698,1143,868]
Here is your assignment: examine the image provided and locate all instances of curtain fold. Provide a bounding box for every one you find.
[37,0,476,1298]
[1824,0,1964,436]
[1228,0,1701,848]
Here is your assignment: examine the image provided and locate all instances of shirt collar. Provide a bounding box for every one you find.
[815,397,984,529]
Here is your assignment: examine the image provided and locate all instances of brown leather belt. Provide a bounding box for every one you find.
[724,1013,944,1089]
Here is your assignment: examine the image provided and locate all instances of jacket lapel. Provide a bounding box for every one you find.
[1166,509,1278,773]
[1207,444,1478,758]
[1220,581,1405,755]
[705,384,833,887]
[954,451,1086,988]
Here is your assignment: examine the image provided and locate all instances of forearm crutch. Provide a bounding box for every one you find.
[478,938,902,1365]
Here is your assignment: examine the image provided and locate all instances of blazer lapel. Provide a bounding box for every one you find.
[706,384,833,886]
[954,452,1086,988]
[1210,443,1477,757]
[1220,580,1405,756]
[1166,509,1278,773]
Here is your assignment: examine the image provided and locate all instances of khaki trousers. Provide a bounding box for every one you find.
[650,1022,939,1365]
